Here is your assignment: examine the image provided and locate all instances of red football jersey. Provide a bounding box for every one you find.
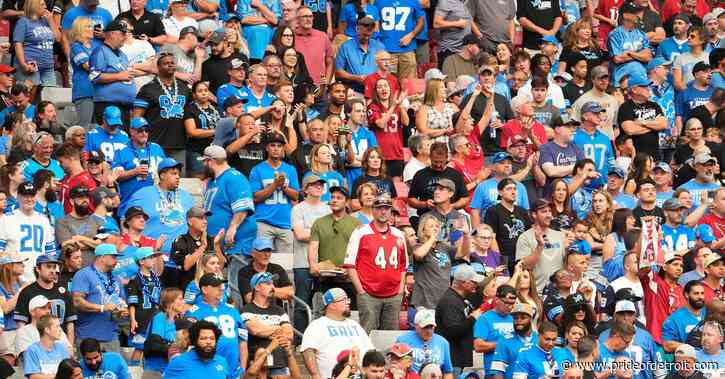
[640,270,686,344]
[702,280,725,303]
[61,171,97,214]
[364,73,400,100]
[595,0,624,51]
[344,223,408,298]
[368,102,405,161]
[699,213,725,240]
[499,120,547,156]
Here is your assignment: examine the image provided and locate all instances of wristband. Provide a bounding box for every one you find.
[100,305,104,313]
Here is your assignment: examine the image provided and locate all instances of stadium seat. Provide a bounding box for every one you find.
[41,87,72,107]
[179,178,205,206]
[369,330,404,352]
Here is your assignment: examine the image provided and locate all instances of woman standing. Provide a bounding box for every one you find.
[143,288,185,379]
[303,143,345,202]
[496,43,513,77]
[602,208,636,283]
[350,147,397,210]
[586,190,614,254]
[68,17,94,128]
[13,0,60,93]
[509,262,543,327]
[59,243,83,290]
[280,47,311,86]
[351,182,377,224]
[367,79,408,181]
[415,72,458,145]
[162,0,199,41]
[559,18,604,74]
[183,81,220,178]
[624,153,654,195]
[410,215,459,313]
[0,162,24,213]
[0,253,28,365]
[261,98,298,156]
[469,224,504,274]
[549,179,574,231]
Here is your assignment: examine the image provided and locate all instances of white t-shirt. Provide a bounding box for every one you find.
[300,316,374,379]
[121,39,156,93]
[610,276,645,326]
[162,17,199,39]
[98,0,129,18]
[0,211,56,282]
[291,201,331,269]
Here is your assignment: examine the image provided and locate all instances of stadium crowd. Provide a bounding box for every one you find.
[0,0,722,378]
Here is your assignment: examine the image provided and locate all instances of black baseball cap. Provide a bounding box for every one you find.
[69,186,90,199]
[105,19,127,33]
[17,181,36,196]
[692,61,712,75]
[329,186,349,198]
[615,287,643,302]
[199,273,227,288]
[124,206,149,221]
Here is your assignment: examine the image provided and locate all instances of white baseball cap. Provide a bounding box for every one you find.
[29,295,49,311]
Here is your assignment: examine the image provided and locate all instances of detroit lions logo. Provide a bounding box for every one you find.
[159,95,186,119]
[505,219,525,239]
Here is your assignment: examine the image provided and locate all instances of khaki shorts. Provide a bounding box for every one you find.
[392,51,417,79]
[0,330,17,357]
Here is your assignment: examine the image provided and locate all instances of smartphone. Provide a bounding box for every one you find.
[139,159,149,166]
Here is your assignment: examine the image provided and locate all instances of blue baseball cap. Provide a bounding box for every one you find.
[95,243,120,256]
[608,167,626,178]
[135,247,160,262]
[35,254,60,266]
[252,238,274,252]
[492,152,513,163]
[222,13,240,22]
[157,158,183,174]
[538,35,559,46]
[102,106,123,126]
[250,272,276,288]
[647,57,671,71]
[322,288,348,306]
[130,117,149,130]
[696,224,716,244]
[627,75,652,88]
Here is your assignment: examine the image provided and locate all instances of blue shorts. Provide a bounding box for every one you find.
[14,66,56,87]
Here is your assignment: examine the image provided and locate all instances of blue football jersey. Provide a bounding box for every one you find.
[85,125,130,163]
[186,301,248,376]
[249,161,300,229]
[112,142,166,206]
[376,0,424,53]
[203,168,257,255]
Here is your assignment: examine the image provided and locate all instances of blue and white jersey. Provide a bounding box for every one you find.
[489,332,539,379]
[570,186,594,221]
[23,341,70,377]
[613,192,637,209]
[112,246,139,282]
[676,83,714,119]
[163,350,229,379]
[121,186,194,256]
[216,83,246,113]
[112,142,166,206]
[474,310,513,373]
[662,307,705,344]
[607,26,651,83]
[80,352,130,379]
[186,301,248,377]
[249,161,300,229]
[573,128,615,184]
[302,170,345,203]
[650,81,677,148]
[85,125,130,163]
[662,223,696,254]
[89,43,136,104]
[696,349,725,377]
[656,37,690,62]
[70,42,93,102]
[71,265,127,341]
[0,210,56,280]
[376,0,424,53]
[145,311,176,373]
[656,190,674,208]
[346,126,378,188]
[21,158,64,182]
[203,168,257,255]
[241,87,276,114]
[184,280,230,305]
[395,331,453,374]
[470,178,530,218]
[599,327,665,379]
[596,342,632,379]
[339,3,380,37]
[678,179,721,208]
[511,345,566,379]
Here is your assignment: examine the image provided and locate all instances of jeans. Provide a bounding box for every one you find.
[74,98,95,129]
[357,292,403,333]
[256,222,293,255]
[227,254,251,309]
[293,268,314,342]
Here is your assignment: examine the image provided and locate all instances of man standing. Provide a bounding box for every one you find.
[608,2,653,84]
[407,143,469,219]
[484,178,532,272]
[677,61,715,127]
[376,0,424,79]
[632,179,666,227]
[474,285,516,374]
[396,309,454,378]
[433,0,475,65]
[511,322,564,379]
[571,66,619,139]
[215,59,249,113]
[295,6,334,86]
[471,153,530,226]
[442,35,482,79]
[363,51,399,100]
[618,75,668,157]
[539,119,585,191]
[300,288,374,379]
[695,321,725,376]
[662,198,696,265]
[202,30,245,94]
[133,52,191,166]
[115,0,167,49]
[606,167,637,209]
[573,101,616,185]
[201,145,257,265]
[516,199,568,294]
[468,0,515,53]
[84,106,130,163]
[490,303,538,379]
[345,193,408,333]
[71,244,128,352]
[163,321,229,379]
[641,251,687,345]
[90,20,136,122]
[55,144,97,214]
[336,16,386,93]
[186,274,248,377]
[161,26,205,84]
[517,0,561,54]
[23,316,70,378]
[700,254,725,303]
[0,182,57,280]
[171,207,222,290]
[678,153,721,208]
[250,133,300,256]
[237,238,294,304]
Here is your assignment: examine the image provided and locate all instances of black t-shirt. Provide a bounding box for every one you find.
[617,100,664,157]
[229,141,266,177]
[201,52,247,95]
[15,282,76,325]
[459,92,514,155]
[116,10,166,39]
[351,174,398,199]
[408,167,468,216]
[673,141,722,166]
[618,9,662,36]
[563,81,592,107]
[171,233,209,291]
[237,262,292,305]
[687,105,719,131]
[434,288,475,368]
[484,203,532,259]
[125,272,162,332]
[560,46,604,72]
[516,0,561,49]
[632,205,665,228]
[240,302,290,369]
[137,78,192,150]
[287,143,315,182]
[183,102,221,153]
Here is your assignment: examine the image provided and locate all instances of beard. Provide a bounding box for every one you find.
[195,342,216,361]
[689,298,705,310]
[343,309,351,318]
[514,323,531,336]
[203,166,215,180]
[75,204,91,217]
[44,190,58,203]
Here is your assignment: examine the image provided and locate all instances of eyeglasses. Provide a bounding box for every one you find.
[136,127,149,134]
[282,33,294,37]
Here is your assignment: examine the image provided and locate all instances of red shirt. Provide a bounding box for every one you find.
[465,125,485,175]
[699,213,725,240]
[499,120,547,156]
[661,0,710,22]
[702,279,725,303]
[122,233,157,249]
[344,223,408,298]
[595,0,625,51]
[364,73,400,100]
[367,102,405,160]
[61,171,97,214]
[640,270,686,344]
[294,28,333,86]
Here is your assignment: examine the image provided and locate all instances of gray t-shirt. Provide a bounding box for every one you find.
[410,241,457,309]
[515,227,565,295]
[161,43,195,75]
[435,0,472,53]
[55,214,104,266]
[673,51,709,87]
[291,201,331,269]
[468,0,515,44]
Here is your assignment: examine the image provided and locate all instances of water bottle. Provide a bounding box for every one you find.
[138,159,149,180]
[489,110,500,138]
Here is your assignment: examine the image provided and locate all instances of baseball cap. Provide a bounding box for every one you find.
[124,206,149,221]
[179,25,201,38]
[230,58,247,71]
[222,14,241,23]
[615,287,642,302]
[693,153,717,165]
[591,66,609,79]
[373,192,393,208]
[252,238,274,252]
[511,303,534,317]
[92,187,116,207]
[197,145,227,161]
[704,252,723,268]
[35,254,60,266]
[663,198,688,211]
[675,344,697,359]
[223,96,246,110]
[0,65,15,74]
[388,343,413,358]
[696,224,716,244]
[581,101,605,114]
[647,57,671,71]
[608,167,626,178]
[95,243,119,256]
[135,247,161,262]
[554,72,573,82]
[614,300,637,314]
[329,186,349,198]
[208,29,226,44]
[250,272,276,288]
[103,106,123,126]
[539,35,559,45]
[692,61,712,75]
[653,161,672,173]
[508,135,527,148]
[478,65,496,75]
[69,186,90,199]
[17,181,36,196]
[130,117,149,130]
[187,206,211,218]
[414,308,437,327]
[704,11,719,24]
[664,250,683,264]
[672,13,691,24]
[105,19,127,33]
[532,198,551,211]
[302,174,326,188]
[461,34,480,46]
[87,150,105,164]
[94,232,111,240]
[424,68,447,81]
[627,75,652,88]
[492,152,513,163]
[620,1,639,14]
[157,157,183,174]
[0,252,28,265]
[266,132,286,145]
[322,288,347,306]
[29,295,50,311]
[436,178,456,192]
[453,264,485,283]
[357,14,375,26]
[199,273,226,288]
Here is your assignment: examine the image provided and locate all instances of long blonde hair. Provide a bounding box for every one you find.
[586,190,614,240]
[194,254,220,285]
[69,17,93,44]
[563,18,598,52]
[423,79,445,106]
[310,143,333,173]
[23,0,44,19]
[0,262,20,294]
